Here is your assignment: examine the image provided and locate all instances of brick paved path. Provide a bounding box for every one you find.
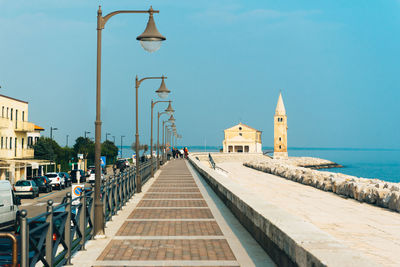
[95,160,240,266]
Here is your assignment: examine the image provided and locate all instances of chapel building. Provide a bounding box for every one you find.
[222,123,262,153]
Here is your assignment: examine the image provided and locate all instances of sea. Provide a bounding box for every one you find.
[119,146,400,183]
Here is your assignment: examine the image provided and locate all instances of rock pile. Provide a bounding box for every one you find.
[244,160,400,213]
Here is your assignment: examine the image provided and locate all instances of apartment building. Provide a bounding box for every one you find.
[0,94,51,183]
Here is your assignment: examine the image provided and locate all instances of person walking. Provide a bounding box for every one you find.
[184,147,188,159]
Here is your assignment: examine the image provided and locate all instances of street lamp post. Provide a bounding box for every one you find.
[112,136,115,144]
[157,105,174,169]
[120,135,125,158]
[84,131,91,138]
[66,135,69,147]
[135,76,170,193]
[93,5,165,236]
[151,100,173,176]
[106,132,111,141]
[50,127,58,140]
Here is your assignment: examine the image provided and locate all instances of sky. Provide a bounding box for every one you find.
[0,0,399,149]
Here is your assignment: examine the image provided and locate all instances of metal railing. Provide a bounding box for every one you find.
[1,160,157,267]
[209,153,216,169]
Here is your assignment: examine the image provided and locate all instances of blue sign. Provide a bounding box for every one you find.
[100,156,106,167]
[74,187,82,196]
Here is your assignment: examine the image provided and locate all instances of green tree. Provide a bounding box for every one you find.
[101,140,119,164]
[73,137,94,164]
[33,137,56,161]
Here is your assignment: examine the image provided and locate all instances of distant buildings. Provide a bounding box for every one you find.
[0,94,51,183]
[222,123,262,153]
[273,93,288,159]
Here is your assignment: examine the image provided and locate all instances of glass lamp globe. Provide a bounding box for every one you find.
[137,7,166,53]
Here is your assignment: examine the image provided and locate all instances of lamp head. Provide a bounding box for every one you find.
[168,114,175,123]
[136,6,166,53]
[165,101,174,115]
[155,76,170,99]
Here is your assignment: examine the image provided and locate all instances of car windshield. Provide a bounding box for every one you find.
[16,181,31,186]
[33,178,44,185]
[46,174,57,178]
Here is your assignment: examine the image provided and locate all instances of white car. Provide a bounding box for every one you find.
[0,180,20,230]
[45,172,65,190]
[88,169,104,184]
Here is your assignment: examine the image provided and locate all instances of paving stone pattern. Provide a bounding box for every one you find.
[97,160,239,266]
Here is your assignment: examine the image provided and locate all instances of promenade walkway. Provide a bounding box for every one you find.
[73,159,273,266]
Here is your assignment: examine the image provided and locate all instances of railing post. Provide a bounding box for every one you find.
[107,181,112,221]
[90,190,95,239]
[45,200,54,266]
[102,183,107,224]
[65,192,72,265]
[79,189,86,250]
[20,210,29,267]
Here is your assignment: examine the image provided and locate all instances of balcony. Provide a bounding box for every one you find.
[21,148,34,158]
[14,121,35,132]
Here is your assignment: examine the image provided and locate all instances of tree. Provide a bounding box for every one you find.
[73,137,94,164]
[33,137,56,161]
[101,140,119,164]
[34,137,73,171]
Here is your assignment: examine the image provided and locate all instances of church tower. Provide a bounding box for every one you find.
[274,93,288,159]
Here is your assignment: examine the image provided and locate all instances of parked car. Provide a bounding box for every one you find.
[88,168,105,184]
[45,172,65,190]
[0,180,20,231]
[31,176,52,193]
[70,169,87,183]
[14,180,39,199]
[116,159,130,172]
[59,172,72,187]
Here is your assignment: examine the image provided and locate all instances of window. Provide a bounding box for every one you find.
[279,137,281,141]
[1,137,2,149]
[10,108,13,120]
[5,137,7,149]
[239,133,242,136]
[239,127,242,130]
[9,137,12,149]
[22,138,24,149]
[1,107,3,117]
[22,111,25,121]
[279,145,281,149]
[35,137,39,144]
[6,108,9,118]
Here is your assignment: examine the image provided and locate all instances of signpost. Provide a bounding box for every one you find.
[72,184,84,205]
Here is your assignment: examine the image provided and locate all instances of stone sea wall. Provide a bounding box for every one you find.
[244,160,400,213]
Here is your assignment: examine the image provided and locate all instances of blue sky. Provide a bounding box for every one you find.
[0,0,399,149]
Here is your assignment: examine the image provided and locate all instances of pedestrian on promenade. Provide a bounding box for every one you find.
[172,147,176,159]
[184,147,188,159]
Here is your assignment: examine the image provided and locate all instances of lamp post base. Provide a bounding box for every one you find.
[93,202,105,237]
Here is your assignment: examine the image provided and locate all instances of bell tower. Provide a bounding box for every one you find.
[274,92,288,159]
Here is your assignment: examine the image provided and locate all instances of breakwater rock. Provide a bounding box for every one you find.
[244,160,400,213]
[276,156,343,169]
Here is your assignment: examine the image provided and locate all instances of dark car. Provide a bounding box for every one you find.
[116,159,130,172]
[59,172,72,187]
[32,176,52,193]
[70,170,86,183]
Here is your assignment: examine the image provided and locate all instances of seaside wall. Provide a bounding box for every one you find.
[244,160,400,213]
[188,155,375,267]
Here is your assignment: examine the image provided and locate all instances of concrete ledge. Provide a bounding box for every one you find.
[188,156,376,267]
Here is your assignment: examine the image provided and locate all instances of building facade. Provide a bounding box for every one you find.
[0,94,50,183]
[273,93,288,159]
[223,123,262,153]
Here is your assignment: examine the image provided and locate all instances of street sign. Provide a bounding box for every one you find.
[100,156,106,167]
[77,154,84,159]
[72,184,84,205]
